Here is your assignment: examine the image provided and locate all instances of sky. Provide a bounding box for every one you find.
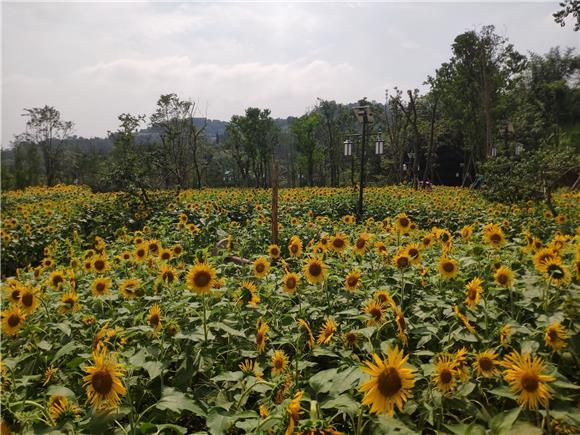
[1,1,578,146]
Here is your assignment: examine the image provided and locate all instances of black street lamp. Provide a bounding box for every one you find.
[342,106,384,222]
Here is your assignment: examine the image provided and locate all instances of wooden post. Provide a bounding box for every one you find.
[271,159,279,245]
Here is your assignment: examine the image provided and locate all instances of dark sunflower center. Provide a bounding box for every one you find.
[397,316,406,330]
[94,260,105,271]
[346,333,357,344]
[521,372,539,392]
[8,314,20,327]
[398,218,409,228]
[256,332,264,343]
[91,370,113,395]
[290,245,298,253]
[468,288,477,300]
[274,358,284,369]
[161,252,171,260]
[497,274,508,285]
[347,277,358,287]
[174,247,182,255]
[150,244,159,252]
[270,248,279,256]
[479,357,493,371]
[356,239,365,249]
[309,263,322,277]
[370,307,382,320]
[64,298,75,307]
[11,289,20,300]
[440,369,452,384]
[286,277,296,289]
[53,275,63,285]
[22,293,33,307]
[137,249,145,257]
[163,271,174,282]
[96,283,106,293]
[491,234,501,243]
[443,262,454,273]
[333,239,344,248]
[194,271,211,287]
[408,249,419,258]
[548,329,558,341]
[547,265,564,279]
[397,257,409,268]
[256,263,265,273]
[377,367,402,397]
[149,314,160,326]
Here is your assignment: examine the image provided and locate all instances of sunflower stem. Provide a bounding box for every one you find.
[202,292,208,342]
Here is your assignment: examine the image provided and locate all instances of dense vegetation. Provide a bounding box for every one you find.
[2,27,579,196]
[0,184,578,434]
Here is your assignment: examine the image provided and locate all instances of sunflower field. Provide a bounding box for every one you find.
[1,184,579,434]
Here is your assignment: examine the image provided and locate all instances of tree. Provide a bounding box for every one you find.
[22,106,73,186]
[291,112,320,187]
[553,0,580,31]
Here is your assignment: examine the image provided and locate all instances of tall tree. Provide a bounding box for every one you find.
[291,112,320,187]
[22,106,73,186]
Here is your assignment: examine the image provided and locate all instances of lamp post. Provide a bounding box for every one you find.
[343,106,383,222]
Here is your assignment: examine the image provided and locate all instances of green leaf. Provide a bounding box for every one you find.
[506,421,542,435]
[329,367,363,395]
[373,414,416,434]
[47,385,76,398]
[309,368,337,394]
[321,394,360,416]
[156,387,204,416]
[143,361,163,380]
[52,341,81,363]
[489,386,517,399]
[489,407,520,434]
[211,371,243,382]
[553,380,580,390]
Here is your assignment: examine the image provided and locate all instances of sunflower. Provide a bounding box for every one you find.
[404,243,421,265]
[464,277,484,309]
[344,270,361,292]
[147,239,161,256]
[253,257,270,279]
[2,305,26,336]
[344,331,360,348]
[474,350,499,377]
[500,324,512,349]
[239,359,263,378]
[374,290,397,310]
[392,253,411,270]
[49,270,66,289]
[353,233,372,255]
[297,319,315,350]
[393,308,408,346]
[454,347,470,382]
[134,244,148,262]
[433,353,458,394]
[494,266,513,288]
[285,390,304,435]
[329,233,349,253]
[91,277,112,297]
[438,256,458,279]
[544,323,567,350]
[60,291,80,314]
[256,319,268,353]
[303,258,327,285]
[459,225,473,241]
[186,263,217,294]
[5,281,22,304]
[19,285,40,314]
[453,305,476,334]
[541,259,571,286]
[282,273,300,294]
[395,213,412,233]
[359,345,416,416]
[239,281,260,306]
[172,244,184,257]
[48,395,81,423]
[317,318,336,344]
[421,234,433,249]
[148,304,162,332]
[343,214,356,225]
[83,345,126,410]
[158,264,177,284]
[288,236,303,257]
[158,248,173,262]
[92,256,109,274]
[503,351,554,409]
[483,223,506,248]
[374,241,389,257]
[268,244,281,260]
[119,279,141,299]
[271,350,289,377]
[363,300,386,326]
[533,248,559,272]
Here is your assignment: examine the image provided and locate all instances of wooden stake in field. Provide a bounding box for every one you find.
[271,159,279,245]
